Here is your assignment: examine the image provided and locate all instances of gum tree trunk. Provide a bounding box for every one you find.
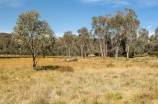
[105,43,107,57]
[115,46,119,60]
[99,38,103,58]
[68,47,71,58]
[81,43,83,58]
[32,54,36,70]
[126,45,129,61]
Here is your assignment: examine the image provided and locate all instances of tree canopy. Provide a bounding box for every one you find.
[13,10,54,70]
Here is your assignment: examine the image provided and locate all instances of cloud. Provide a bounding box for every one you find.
[80,0,130,6]
[55,32,78,37]
[137,0,158,7]
[81,0,101,3]
[55,32,64,37]
[80,0,158,7]
[149,30,155,36]
[0,30,12,33]
[0,0,25,7]
[147,26,151,29]
[0,27,12,33]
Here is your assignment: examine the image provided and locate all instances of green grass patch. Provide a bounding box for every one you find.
[106,92,123,100]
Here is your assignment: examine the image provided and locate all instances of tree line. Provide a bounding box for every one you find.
[0,8,158,70]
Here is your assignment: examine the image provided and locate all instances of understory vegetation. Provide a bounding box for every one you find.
[0,56,158,104]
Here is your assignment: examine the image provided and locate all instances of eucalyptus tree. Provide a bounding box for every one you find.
[144,42,154,53]
[91,15,109,58]
[108,10,124,60]
[155,27,158,40]
[13,10,54,70]
[41,37,55,57]
[77,27,90,58]
[0,33,12,54]
[62,31,74,58]
[149,35,155,42]
[71,34,79,56]
[138,28,149,42]
[134,38,145,55]
[100,15,109,58]
[123,8,140,60]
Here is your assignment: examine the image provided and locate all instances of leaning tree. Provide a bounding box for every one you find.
[13,10,54,70]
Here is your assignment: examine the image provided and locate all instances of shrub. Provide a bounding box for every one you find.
[37,65,59,70]
[37,65,74,72]
[148,52,158,57]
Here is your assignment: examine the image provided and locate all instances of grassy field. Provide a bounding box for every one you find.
[0,56,158,104]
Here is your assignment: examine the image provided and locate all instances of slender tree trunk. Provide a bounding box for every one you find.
[99,39,103,58]
[105,43,107,57]
[81,43,83,58]
[103,41,105,59]
[43,51,46,58]
[85,52,86,57]
[126,45,129,61]
[115,46,119,60]
[68,47,71,58]
[100,44,103,58]
[66,49,68,58]
[103,41,107,59]
[32,54,36,70]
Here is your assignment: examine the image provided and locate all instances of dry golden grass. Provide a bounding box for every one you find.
[0,56,158,104]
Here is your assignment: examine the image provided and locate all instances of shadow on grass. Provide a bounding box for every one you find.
[37,65,74,72]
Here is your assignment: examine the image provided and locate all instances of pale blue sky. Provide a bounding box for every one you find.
[0,0,158,37]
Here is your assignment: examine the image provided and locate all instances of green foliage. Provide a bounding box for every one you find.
[134,53,149,57]
[134,38,145,55]
[78,27,90,57]
[62,31,75,58]
[13,10,54,70]
[155,27,158,40]
[138,28,149,42]
[91,15,109,59]
[148,52,158,57]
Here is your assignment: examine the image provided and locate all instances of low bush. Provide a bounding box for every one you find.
[37,65,74,72]
[148,52,158,57]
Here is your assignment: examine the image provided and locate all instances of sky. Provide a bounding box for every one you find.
[0,0,158,37]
